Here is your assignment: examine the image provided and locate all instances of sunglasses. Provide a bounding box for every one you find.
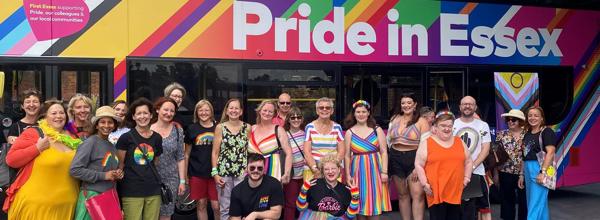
[279,101,291,105]
[505,117,520,123]
[248,166,264,172]
[318,106,332,111]
[290,115,303,120]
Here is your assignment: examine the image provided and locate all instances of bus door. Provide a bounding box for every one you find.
[427,68,466,114]
[342,65,424,128]
[0,58,113,132]
[244,63,338,123]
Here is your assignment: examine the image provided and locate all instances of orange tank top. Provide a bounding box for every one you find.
[424,136,466,207]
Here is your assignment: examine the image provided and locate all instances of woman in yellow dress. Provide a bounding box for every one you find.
[3,99,82,219]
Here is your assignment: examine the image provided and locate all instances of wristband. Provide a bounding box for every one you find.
[180,179,186,184]
[211,167,218,177]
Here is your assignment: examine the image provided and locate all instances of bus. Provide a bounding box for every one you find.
[1,0,599,191]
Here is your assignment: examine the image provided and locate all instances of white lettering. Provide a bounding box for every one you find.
[471,26,494,57]
[539,28,562,56]
[347,22,376,56]
[516,27,539,57]
[494,26,516,57]
[401,24,428,56]
[387,8,399,56]
[233,1,272,50]
[312,7,344,54]
[274,17,297,52]
[440,13,468,56]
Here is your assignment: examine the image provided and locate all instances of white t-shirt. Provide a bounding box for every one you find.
[453,118,491,176]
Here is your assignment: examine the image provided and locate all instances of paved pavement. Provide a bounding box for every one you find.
[378,183,600,220]
[173,183,600,220]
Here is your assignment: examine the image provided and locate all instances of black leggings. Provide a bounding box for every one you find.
[429,203,461,220]
[499,172,527,220]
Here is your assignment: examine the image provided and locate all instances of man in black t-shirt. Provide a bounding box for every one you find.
[229,153,284,220]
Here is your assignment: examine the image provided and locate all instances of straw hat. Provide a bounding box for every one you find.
[92,106,122,125]
[501,109,525,121]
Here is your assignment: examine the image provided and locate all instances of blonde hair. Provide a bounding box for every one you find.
[67,94,94,122]
[254,100,278,124]
[220,98,243,123]
[318,154,342,172]
[163,82,187,98]
[193,99,215,123]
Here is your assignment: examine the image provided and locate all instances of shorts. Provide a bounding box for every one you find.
[190,176,218,201]
[388,148,416,178]
[475,174,491,213]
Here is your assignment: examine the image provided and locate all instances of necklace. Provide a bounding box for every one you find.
[38,119,82,150]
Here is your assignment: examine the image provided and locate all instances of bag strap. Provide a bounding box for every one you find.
[129,132,163,184]
[538,127,546,151]
[287,130,305,159]
[274,125,282,152]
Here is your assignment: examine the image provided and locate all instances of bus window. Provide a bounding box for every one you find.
[343,66,423,128]
[128,60,242,121]
[246,67,337,123]
[539,67,573,125]
[58,65,108,107]
[468,68,496,126]
[428,70,464,115]
[0,64,43,131]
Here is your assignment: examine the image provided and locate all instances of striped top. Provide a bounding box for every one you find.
[388,121,421,146]
[350,130,379,154]
[287,130,306,179]
[304,122,344,163]
[249,127,282,180]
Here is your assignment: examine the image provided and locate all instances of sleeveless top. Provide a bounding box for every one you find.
[350,129,379,154]
[216,123,248,177]
[248,126,282,180]
[388,118,421,146]
[424,136,465,207]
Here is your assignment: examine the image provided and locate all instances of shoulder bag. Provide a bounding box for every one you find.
[536,127,557,190]
[130,132,173,204]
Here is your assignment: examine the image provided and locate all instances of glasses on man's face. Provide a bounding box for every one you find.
[279,101,291,106]
[318,106,332,111]
[505,117,519,123]
[248,166,264,172]
[290,115,303,120]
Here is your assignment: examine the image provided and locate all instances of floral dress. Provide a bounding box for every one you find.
[216,123,248,177]
[496,129,525,174]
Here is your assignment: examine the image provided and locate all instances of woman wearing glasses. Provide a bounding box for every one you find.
[414,111,473,220]
[248,100,292,183]
[296,155,359,220]
[116,98,164,220]
[282,107,307,220]
[344,100,391,219]
[303,97,345,180]
[497,109,527,220]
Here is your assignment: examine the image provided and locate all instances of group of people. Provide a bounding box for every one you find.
[0,83,557,220]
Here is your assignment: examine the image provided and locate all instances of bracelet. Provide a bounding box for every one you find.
[180,179,186,184]
[211,167,218,177]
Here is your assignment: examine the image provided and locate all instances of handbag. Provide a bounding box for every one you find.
[536,127,557,190]
[84,188,123,220]
[484,142,510,169]
[274,125,288,177]
[131,132,173,204]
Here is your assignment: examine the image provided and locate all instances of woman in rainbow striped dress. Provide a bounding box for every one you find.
[248,100,293,183]
[344,100,391,219]
[303,97,345,180]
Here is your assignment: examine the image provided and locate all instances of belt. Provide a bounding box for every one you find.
[353,151,378,155]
